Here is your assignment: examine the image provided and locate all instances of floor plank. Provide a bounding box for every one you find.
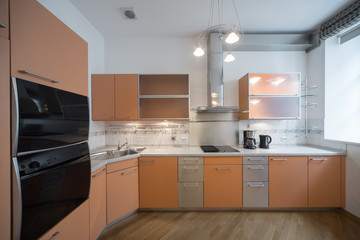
[98,211,360,240]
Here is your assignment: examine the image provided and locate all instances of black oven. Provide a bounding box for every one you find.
[11,78,91,240]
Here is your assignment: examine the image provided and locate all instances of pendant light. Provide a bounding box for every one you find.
[193,0,243,62]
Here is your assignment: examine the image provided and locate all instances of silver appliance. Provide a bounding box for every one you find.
[243,131,256,149]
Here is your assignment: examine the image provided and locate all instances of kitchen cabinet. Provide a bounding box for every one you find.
[139,74,189,120]
[204,157,242,208]
[239,73,301,119]
[308,156,342,207]
[10,0,88,96]
[178,157,204,208]
[92,74,115,121]
[0,33,10,240]
[269,156,308,207]
[38,200,90,240]
[107,158,139,224]
[92,74,139,121]
[90,166,106,240]
[0,0,9,39]
[139,157,178,208]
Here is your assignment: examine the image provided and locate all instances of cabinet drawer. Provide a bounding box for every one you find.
[178,182,203,208]
[204,156,242,165]
[107,158,138,174]
[178,156,203,165]
[178,165,203,182]
[243,156,268,165]
[243,164,268,182]
[243,182,268,207]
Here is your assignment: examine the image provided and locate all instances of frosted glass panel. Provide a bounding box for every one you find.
[249,73,300,95]
[249,97,300,119]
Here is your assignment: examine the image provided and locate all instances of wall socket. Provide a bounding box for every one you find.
[281,136,288,142]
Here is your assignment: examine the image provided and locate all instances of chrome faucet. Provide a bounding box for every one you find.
[117,140,129,150]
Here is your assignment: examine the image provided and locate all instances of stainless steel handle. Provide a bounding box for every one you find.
[248,183,265,188]
[216,167,232,170]
[92,168,106,178]
[271,158,288,161]
[183,183,199,187]
[121,169,137,175]
[0,23,7,28]
[116,116,130,119]
[140,160,156,162]
[310,158,328,161]
[247,165,265,170]
[248,158,265,161]
[183,166,199,170]
[241,110,250,113]
[183,159,198,162]
[51,231,61,240]
[18,70,60,83]
[99,116,113,119]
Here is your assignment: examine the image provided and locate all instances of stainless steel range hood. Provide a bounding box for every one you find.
[194,32,239,113]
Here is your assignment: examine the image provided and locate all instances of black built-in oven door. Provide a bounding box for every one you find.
[12,77,89,154]
[13,142,90,240]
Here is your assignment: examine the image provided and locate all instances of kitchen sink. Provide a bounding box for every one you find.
[91,148,141,160]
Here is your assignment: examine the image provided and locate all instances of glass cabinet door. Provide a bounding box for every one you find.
[249,96,300,119]
[249,73,300,95]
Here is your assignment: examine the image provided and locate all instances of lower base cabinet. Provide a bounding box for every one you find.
[204,157,243,208]
[39,200,90,240]
[90,167,107,240]
[107,159,139,224]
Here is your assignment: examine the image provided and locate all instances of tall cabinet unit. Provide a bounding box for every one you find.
[0,0,10,237]
[239,73,301,119]
[10,0,88,96]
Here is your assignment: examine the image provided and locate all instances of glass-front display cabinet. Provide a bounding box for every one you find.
[239,73,301,119]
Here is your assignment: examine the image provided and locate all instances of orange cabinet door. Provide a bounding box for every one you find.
[39,200,90,240]
[269,156,308,207]
[139,157,178,208]
[0,35,10,240]
[0,0,9,39]
[107,165,139,224]
[90,167,107,240]
[92,74,115,121]
[308,156,342,207]
[10,0,88,96]
[115,74,138,120]
[204,164,242,207]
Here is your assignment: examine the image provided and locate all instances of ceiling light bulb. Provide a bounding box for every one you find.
[224,53,235,62]
[225,32,240,44]
[194,47,205,57]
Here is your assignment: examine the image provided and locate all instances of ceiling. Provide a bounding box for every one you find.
[70,0,353,38]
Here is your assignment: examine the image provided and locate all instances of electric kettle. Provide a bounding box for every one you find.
[259,135,272,149]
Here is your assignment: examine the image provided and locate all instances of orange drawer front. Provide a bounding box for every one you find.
[107,158,138,174]
[204,156,242,165]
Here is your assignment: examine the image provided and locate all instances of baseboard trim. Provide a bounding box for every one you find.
[341,209,360,223]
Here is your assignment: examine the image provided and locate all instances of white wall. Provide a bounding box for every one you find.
[306,43,360,218]
[38,0,106,149]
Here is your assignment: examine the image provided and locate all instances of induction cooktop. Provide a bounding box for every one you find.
[200,145,239,153]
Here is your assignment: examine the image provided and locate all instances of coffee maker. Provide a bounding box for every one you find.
[243,130,256,149]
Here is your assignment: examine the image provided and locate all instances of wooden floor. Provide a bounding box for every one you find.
[98,210,360,240]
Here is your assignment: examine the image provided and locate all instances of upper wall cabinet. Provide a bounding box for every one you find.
[239,73,301,120]
[139,74,189,120]
[92,74,138,121]
[0,0,9,39]
[10,0,88,96]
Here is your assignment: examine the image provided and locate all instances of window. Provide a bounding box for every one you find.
[324,23,360,144]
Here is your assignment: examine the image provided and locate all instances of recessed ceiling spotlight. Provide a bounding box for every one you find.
[120,7,137,20]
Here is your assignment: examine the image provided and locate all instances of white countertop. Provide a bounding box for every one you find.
[90,144,346,173]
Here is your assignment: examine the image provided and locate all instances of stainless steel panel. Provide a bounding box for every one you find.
[243,156,268,165]
[12,157,22,240]
[11,77,19,157]
[243,182,268,207]
[178,165,203,182]
[178,182,203,208]
[243,164,268,182]
[178,156,203,165]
